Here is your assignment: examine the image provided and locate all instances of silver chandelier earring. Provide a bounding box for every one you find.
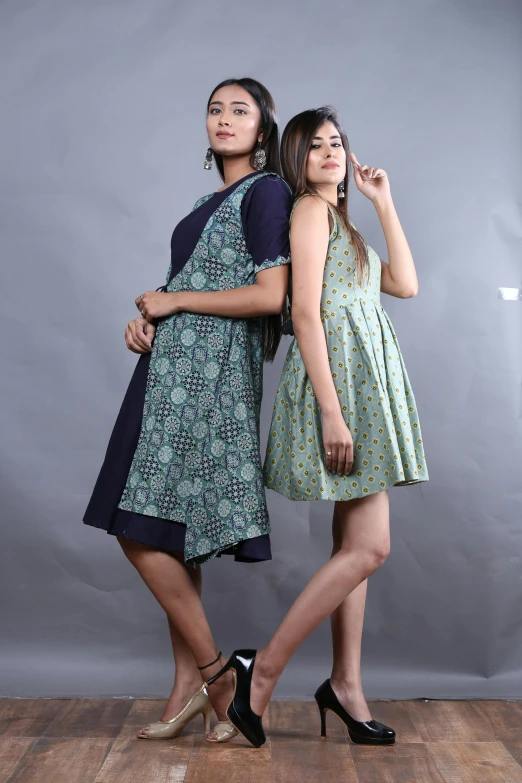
[253,142,266,171]
[204,147,213,170]
[338,180,345,199]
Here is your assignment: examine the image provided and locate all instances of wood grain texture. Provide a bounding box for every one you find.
[7,738,112,783]
[0,738,35,783]
[470,700,522,742]
[503,739,522,769]
[352,740,442,783]
[404,700,493,742]
[427,741,522,783]
[42,699,133,739]
[0,700,64,738]
[2,698,522,783]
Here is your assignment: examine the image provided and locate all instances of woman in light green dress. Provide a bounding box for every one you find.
[204,107,428,748]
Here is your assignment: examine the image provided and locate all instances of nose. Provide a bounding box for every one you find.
[218,113,231,126]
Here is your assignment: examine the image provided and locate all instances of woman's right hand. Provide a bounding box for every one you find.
[125,317,156,354]
[321,411,354,476]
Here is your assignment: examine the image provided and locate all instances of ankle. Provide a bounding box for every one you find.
[255,648,283,682]
[330,673,363,693]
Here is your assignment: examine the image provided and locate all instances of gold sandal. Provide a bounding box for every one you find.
[137,650,237,742]
[207,719,240,743]
[137,683,213,740]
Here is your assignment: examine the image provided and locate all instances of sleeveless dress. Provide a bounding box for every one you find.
[263,195,429,501]
[84,172,292,565]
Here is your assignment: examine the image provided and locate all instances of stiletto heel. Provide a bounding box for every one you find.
[319,706,327,740]
[137,683,212,740]
[206,649,266,748]
[203,706,213,734]
[314,680,396,745]
[137,651,236,742]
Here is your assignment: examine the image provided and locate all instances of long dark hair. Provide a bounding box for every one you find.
[206,78,285,361]
[206,78,282,179]
[281,106,369,284]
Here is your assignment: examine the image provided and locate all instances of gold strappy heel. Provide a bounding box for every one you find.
[137,651,237,742]
[137,683,213,740]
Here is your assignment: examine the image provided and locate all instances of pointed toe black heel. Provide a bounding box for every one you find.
[206,649,266,749]
[315,680,396,745]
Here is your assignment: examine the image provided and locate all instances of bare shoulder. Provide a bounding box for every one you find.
[291,195,330,234]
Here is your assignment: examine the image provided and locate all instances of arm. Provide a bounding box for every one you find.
[136,266,288,321]
[377,196,418,299]
[137,177,292,321]
[290,197,353,476]
[349,152,418,299]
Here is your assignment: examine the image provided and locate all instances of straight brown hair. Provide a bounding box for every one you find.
[281,106,369,284]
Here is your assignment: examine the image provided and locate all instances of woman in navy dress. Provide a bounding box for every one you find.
[83,78,291,741]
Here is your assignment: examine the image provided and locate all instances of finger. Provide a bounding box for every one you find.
[349,151,360,168]
[125,328,146,354]
[335,446,346,476]
[373,168,386,178]
[135,321,152,350]
[345,445,354,475]
[369,168,375,178]
[351,164,363,186]
[324,447,335,472]
[143,321,156,338]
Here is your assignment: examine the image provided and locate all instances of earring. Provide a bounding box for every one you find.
[338,180,345,199]
[204,147,213,170]
[253,142,266,171]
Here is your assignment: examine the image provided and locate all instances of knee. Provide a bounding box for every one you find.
[363,541,390,575]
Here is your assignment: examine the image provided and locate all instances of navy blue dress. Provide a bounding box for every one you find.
[83,173,291,562]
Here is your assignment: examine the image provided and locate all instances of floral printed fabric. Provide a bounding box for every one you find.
[118,173,291,565]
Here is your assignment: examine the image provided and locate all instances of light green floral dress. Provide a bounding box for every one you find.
[263,196,429,501]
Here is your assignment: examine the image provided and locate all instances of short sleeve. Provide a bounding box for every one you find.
[241,175,292,273]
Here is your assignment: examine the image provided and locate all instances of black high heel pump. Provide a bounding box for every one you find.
[315,680,396,745]
[206,649,266,749]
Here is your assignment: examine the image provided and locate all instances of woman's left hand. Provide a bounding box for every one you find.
[135,291,180,322]
[350,152,391,204]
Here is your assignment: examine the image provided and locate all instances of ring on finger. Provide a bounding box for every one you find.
[326,451,332,456]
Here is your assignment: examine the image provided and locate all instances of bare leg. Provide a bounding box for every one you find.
[248,490,390,716]
[117,537,234,721]
[329,494,389,722]
[136,555,204,734]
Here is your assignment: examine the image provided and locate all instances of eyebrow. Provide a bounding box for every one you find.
[209,100,252,108]
[313,134,341,140]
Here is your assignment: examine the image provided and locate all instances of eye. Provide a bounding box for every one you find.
[209,107,221,115]
[332,142,342,147]
[233,108,247,114]
[310,143,321,149]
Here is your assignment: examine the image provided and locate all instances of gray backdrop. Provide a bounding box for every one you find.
[1,0,521,699]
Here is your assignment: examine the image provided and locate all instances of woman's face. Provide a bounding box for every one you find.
[306,121,346,188]
[207,85,263,159]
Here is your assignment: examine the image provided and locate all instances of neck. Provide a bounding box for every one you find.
[221,156,257,190]
[315,183,339,206]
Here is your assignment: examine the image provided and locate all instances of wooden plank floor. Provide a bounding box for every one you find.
[1,698,522,783]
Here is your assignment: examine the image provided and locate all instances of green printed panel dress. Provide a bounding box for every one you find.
[83,172,291,566]
[263,197,429,501]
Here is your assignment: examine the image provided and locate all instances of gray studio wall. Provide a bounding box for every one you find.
[1,0,521,698]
